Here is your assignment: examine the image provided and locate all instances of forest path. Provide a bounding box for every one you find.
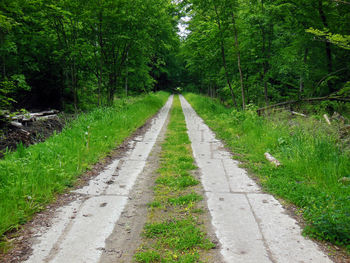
[17,94,333,263]
[179,95,332,263]
[22,96,173,263]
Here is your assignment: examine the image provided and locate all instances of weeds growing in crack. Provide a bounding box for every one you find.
[134,95,214,263]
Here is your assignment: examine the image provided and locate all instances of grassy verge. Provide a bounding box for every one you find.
[134,95,214,263]
[184,93,350,251]
[0,92,169,250]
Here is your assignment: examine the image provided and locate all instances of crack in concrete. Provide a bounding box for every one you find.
[220,159,233,193]
[244,193,277,263]
[44,199,87,263]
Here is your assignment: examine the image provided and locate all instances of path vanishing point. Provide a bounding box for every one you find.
[22,95,332,263]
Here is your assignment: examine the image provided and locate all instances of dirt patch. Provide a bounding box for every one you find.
[0,111,163,263]
[0,117,66,158]
[98,113,170,263]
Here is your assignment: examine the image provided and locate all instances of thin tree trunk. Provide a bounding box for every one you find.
[260,0,269,106]
[231,12,245,110]
[299,48,308,99]
[71,62,78,111]
[220,41,237,107]
[318,0,332,74]
[0,34,5,78]
[98,11,103,106]
[213,2,237,107]
[1,55,5,78]
[125,51,128,97]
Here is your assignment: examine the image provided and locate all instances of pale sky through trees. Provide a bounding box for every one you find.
[178,16,190,38]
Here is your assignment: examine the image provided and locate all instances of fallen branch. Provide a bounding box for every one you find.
[4,110,60,122]
[36,115,59,121]
[290,111,307,117]
[257,96,350,115]
[10,121,23,128]
[264,152,282,167]
[323,114,331,125]
[19,129,30,137]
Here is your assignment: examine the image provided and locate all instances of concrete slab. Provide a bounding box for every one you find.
[221,159,261,193]
[206,192,271,263]
[49,196,128,263]
[128,141,154,160]
[247,193,332,263]
[25,200,83,263]
[73,160,120,196]
[196,159,230,193]
[192,141,211,159]
[104,160,145,195]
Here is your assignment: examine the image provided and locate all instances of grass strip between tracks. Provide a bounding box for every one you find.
[0,92,169,251]
[134,95,214,263]
[184,92,350,253]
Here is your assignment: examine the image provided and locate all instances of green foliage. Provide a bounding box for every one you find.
[306,28,350,50]
[185,93,350,250]
[143,219,213,250]
[0,75,31,109]
[181,0,350,106]
[337,81,350,97]
[0,92,169,249]
[168,193,203,206]
[0,0,180,109]
[134,250,161,263]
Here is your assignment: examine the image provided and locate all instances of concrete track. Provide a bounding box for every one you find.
[24,96,173,263]
[22,95,333,263]
[180,95,332,263]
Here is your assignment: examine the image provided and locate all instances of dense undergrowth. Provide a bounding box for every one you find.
[135,96,214,263]
[184,93,350,251]
[0,92,169,250]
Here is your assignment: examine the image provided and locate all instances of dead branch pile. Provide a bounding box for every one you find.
[3,110,60,128]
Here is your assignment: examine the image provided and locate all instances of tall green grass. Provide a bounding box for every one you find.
[184,93,350,250]
[0,92,169,244]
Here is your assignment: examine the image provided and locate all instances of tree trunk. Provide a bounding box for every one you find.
[299,48,308,99]
[213,2,237,107]
[125,51,128,97]
[231,12,245,110]
[98,11,103,106]
[261,0,269,106]
[0,33,5,78]
[108,66,118,105]
[71,59,78,112]
[318,0,333,76]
